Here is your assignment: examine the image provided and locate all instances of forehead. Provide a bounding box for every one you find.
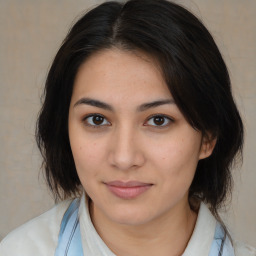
[72,48,172,103]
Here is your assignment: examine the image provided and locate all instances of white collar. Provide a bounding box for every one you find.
[78,193,216,256]
[182,203,216,256]
[79,193,115,256]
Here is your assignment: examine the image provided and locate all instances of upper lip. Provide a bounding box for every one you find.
[105,180,152,187]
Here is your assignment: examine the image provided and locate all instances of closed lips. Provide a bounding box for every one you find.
[105,181,153,199]
[105,180,153,187]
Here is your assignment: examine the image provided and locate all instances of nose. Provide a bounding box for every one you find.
[108,125,145,171]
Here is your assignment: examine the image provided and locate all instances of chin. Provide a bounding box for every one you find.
[106,206,155,226]
[112,215,151,226]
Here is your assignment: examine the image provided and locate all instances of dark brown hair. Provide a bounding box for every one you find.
[36,0,243,216]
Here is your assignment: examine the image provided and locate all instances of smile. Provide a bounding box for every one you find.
[105,181,153,199]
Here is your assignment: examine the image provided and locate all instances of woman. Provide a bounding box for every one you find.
[0,0,255,255]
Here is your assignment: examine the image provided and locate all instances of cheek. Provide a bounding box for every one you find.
[70,136,105,180]
[151,138,184,163]
[150,138,200,203]
[150,135,201,177]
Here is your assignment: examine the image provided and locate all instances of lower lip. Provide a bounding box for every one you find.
[106,184,152,199]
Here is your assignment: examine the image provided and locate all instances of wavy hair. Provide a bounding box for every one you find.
[36,0,244,217]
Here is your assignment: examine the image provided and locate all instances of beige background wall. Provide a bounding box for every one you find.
[0,0,255,247]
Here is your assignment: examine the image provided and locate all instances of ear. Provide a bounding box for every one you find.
[199,133,217,160]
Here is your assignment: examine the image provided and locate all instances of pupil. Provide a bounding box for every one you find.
[154,116,164,125]
[93,116,104,125]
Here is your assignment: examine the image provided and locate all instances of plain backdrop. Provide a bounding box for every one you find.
[0,0,255,247]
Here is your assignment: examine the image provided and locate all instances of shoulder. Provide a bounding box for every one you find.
[234,240,256,256]
[0,199,72,256]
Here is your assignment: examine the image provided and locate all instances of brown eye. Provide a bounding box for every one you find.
[83,114,110,127]
[145,115,173,127]
[93,115,104,125]
[153,116,165,125]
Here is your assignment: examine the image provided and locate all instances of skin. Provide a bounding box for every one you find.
[68,48,215,256]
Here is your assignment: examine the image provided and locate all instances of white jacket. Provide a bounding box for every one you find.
[0,195,255,256]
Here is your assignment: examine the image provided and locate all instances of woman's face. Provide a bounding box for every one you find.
[68,48,212,226]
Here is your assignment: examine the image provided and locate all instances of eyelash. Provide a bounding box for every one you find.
[82,113,174,129]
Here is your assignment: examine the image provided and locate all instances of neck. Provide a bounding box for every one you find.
[90,199,198,256]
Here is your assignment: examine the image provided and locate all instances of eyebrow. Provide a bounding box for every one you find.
[73,97,175,112]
